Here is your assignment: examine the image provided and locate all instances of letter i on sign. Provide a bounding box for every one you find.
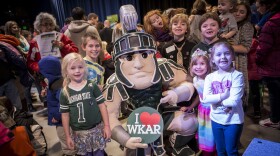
[135,113,139,124]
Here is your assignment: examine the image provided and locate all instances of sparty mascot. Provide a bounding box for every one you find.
[103,5,198,156]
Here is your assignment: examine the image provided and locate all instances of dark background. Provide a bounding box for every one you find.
[0,0,217,31]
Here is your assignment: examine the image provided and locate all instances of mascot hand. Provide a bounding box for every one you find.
[125,137,148,149]
[160,90,178,105]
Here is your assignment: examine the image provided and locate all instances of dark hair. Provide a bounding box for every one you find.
[270,0,280,12]
[4,21,18,35]
[64,17,73,24]
[191,0,207,15]
[21,30,31,38]
[0,25,5,34]
[96,22,104,32]
[236,1,252,27]
[87,13,98,20]
[258,0,274,7]
[199,12,221,31]
[72,7,85,20]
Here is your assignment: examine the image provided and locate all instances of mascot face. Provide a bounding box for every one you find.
[119,50,156,89]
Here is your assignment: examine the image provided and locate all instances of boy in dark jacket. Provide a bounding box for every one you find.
[38,56,76,155]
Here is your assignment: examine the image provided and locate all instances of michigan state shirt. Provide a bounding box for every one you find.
[60,81,105,131]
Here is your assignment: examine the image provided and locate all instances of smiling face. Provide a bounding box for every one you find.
[171,19,187,39]
[212,44,234,72]
[218,0,233,14]
[200,18,219,43]
[67,59,86,84]
[83,38,101,62]
[149,14,164,29]
[234,4,248,22]
[119,50,156,89]
[40,18,55,33]
[10,24,19,36]
[191,56,209,79]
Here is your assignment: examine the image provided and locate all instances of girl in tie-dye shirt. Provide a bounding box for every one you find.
[188,48,216,156]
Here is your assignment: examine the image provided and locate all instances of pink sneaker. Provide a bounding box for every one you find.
[259,118,280,129]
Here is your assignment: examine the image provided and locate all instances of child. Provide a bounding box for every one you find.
[143,9,173,42]
[184,49,216,156]
[203,41,244,156]
[217,0,238,44]
[191,12,225,57]
[60,53,111,156]
[38,56,76,155]
[206,3,213,13]
[81,33,105,86]
[161,13,196,70]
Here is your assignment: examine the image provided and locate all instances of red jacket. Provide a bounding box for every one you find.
[27,32,78,73]
[256,12,280,77]
[248,38,262,80]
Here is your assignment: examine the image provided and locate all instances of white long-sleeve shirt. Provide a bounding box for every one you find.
[203,69,244,125]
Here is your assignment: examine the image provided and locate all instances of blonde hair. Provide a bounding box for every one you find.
[143,9,169,36]
[189,55,211,77]
[61,53,88,98]
[81,32,104,65]
[169,13,190,37]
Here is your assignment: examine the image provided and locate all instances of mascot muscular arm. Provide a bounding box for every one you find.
[103,5,196,155]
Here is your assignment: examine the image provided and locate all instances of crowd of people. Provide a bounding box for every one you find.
[0,0,280,156]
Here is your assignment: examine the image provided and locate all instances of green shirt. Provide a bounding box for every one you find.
[60,81,105,131]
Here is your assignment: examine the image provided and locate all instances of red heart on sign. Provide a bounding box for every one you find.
[140,112,161,127]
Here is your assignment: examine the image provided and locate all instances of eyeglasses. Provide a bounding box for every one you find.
[41,23,53,27]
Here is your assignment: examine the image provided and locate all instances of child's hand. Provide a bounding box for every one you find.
[66,137,75,150]
[52,40,64,49]
[51,117,58,123]
[220,33,227,39]
[103,125,111,139]
[180,106,193,112]
[224,107,232,114]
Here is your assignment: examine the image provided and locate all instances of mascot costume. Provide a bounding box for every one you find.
[103,5,198,156]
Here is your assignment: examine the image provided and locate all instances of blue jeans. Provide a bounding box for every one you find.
[263,77,280,123]
[211,121,243,156]
[0,79,22,110]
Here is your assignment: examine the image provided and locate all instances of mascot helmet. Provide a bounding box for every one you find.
[112,4,157,61]
[112,5,160,88]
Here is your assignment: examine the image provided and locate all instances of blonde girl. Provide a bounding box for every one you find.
[203,41,244,156]
[81,33,105,86]
[60,53,111,156]
[189,50,216,156]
